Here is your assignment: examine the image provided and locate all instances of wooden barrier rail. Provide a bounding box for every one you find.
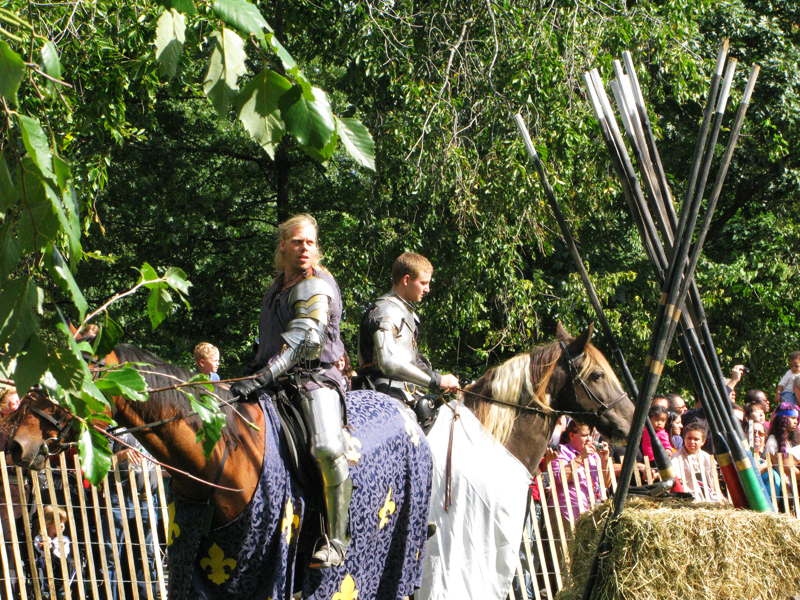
[0,452,169,600]
[0,449,794,600]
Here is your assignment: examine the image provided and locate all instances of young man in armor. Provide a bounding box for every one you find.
[230,214,351,569]
[354,252,459,427]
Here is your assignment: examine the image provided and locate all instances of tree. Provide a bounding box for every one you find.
[0,0,374,481]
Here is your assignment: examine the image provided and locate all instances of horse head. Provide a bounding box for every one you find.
[5,391,77,470]
[552,322,634,442]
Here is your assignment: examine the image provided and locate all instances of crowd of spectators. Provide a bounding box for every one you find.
[534,351,800,526]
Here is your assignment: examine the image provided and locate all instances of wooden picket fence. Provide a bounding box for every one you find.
[1,450,795,600]
[0,452,169,600]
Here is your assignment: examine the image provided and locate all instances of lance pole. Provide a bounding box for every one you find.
[513,113,679,485]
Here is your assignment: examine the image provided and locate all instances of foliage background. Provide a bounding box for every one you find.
[4,0,800,407]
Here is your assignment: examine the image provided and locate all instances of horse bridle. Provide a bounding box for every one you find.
[558,341,628,417]
[460,343,628,419]
[24,396,78,455]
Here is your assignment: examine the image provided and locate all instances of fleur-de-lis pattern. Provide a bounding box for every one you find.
[332,574,359,600]
[167,390,431,600]
[379,487,396,529]
[200,543,237,585]
[167,502,180,546]
[343,429,362,464]
[281,498,299,543]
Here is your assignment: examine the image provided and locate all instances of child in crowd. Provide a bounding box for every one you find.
[775,351,800,406]
[193,342,221,381]
[667,411,683,451]
[34,506,74,600]
[763,402,800,511]
[673,422,721,503]
[641,405,673,462]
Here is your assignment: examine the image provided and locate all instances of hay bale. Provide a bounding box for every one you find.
[556,498,800,600]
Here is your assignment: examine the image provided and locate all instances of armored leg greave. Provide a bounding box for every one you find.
[300,387,352,549]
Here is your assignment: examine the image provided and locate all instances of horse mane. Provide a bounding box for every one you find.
[466,340,616,446]
[113,344,253,444]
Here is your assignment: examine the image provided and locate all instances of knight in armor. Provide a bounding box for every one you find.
[229,214,351,569]
[354,252,459,427]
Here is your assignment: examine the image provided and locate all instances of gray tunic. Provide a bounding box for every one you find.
[253,268,345,393]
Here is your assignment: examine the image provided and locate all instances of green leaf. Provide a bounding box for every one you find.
[336,117,376,171]
[18,115,55,180]
[186,373,215,392]
[52,154,72,191]
[80,425,113,486]
[279,85,335,150]
[0,40,25,107]
[0,153,18,210]
[15,334,49,396]
[301,127,337,163]
[48,343,87,394]
[95,366,148,402]
[189,392,226,456]
[147,287,173,329]
[17,169,61,254]
[140,262,160,287]
[164,266,192,296]
[263,32,297,75]
[80,379,111,413]
[0,219,22,281]
[0,277,43,357]
[161,0,197,15]
[92,313,124,359]
[155,8,186,80]
[234,69,291,158]
[212,0,272,38]
[58,184,82,268]
[45,244,88,321]
[39,41,63,91]
[203,28,247,117]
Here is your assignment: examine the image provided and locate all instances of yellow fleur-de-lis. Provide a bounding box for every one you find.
[282,498,300,543]
[167,502,180,546]
[331,573,359,600]
[200,543,237,585]
[343,429,362,464]
[378,487,396,529]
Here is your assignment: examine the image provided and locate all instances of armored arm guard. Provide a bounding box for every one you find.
[371,296,441,389]
[374,329,441,388]
[266,276,333,380]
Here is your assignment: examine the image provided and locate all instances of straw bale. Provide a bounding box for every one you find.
[556,498,800,600]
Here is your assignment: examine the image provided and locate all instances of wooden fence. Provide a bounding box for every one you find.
[0,450,794,600]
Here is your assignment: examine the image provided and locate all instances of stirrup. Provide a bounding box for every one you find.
[309,536,346,569]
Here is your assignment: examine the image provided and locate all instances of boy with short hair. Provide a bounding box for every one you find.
[673,422,721,503]
[775,350,800,406]
[193,342,221,381]
[34,506,73,600]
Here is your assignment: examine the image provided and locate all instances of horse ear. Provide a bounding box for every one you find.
[556,321,572,341]
[570,323,595,353]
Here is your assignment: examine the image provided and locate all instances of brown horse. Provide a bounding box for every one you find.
[6,344,434,600]
[462,323,634,473]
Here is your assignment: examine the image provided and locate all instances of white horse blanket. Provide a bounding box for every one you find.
[419,402,531,600]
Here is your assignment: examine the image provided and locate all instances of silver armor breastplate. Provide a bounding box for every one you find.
[368,293,435,400]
